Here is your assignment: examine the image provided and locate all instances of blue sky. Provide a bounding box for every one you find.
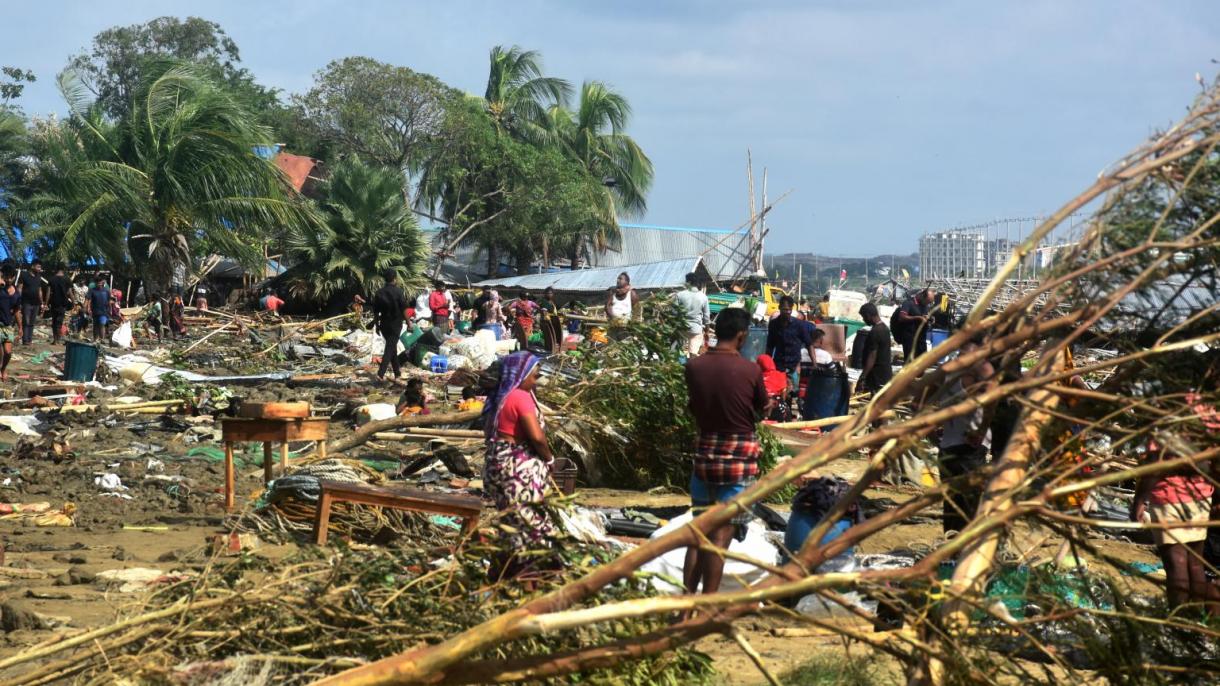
[6,0,1218,255]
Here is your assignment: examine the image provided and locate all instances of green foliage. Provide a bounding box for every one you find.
[483,45,571,138]
[419,98,613,274]
[0,66,35,110]
[780,652,894,686]
[64,16,281,123]
[25,61,317,290]
[0,111,28,257]
[294,57,460,176]
[284,158,428,303]
[544,296,783,490]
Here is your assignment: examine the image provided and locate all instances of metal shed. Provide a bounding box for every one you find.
[474,257,713,300]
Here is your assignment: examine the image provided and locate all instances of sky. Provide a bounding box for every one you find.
[5,0,1219,256]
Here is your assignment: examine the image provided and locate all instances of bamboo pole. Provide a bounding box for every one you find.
[328,410,481,454]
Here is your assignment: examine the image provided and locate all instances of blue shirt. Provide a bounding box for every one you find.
[766,315,813,372]
[88,287,111,317]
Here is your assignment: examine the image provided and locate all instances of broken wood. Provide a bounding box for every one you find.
[327,410,482,454]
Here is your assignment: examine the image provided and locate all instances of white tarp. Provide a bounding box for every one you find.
[639,511,777,593]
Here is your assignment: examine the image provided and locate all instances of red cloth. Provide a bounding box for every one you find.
[756,354,789,397]
[1147,437,1216,505]
[428,290,449,317]
[693,431,761,485]
[496,388,537,440]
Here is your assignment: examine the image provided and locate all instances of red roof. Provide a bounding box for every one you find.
[274,152,319,192]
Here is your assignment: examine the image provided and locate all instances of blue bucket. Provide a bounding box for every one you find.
[64,341,100,382]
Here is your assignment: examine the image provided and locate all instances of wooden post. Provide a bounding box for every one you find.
[263,442,273,484]
[224,442,235,512]
[313,491,334,545]
[280,442,289,473]
[318,439,327,460]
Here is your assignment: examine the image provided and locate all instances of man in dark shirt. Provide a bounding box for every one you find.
[85,282,112,343]
[683,307,769,597]
[372,270,409,382]
[0,276,19,379]
[47,266,72,345]
[890,288,932,364]
[855,303,893,396]
[471,286,491,330]
[17,260,45,345]
[766,295,815,389]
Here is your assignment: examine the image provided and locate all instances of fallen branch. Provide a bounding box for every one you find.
[328,410,481,454]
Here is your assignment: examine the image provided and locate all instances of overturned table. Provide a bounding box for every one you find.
[312,479,483,545]
[221,416,331,511]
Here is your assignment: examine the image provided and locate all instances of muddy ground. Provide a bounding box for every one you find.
[0,325,1165,684]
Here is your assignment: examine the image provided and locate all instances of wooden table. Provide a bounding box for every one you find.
[312,479,483,545]
[220,417,330,511]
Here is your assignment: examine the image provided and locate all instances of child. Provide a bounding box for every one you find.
[169,293,187,339]
[457,386,484,413]
[396,378,430,416]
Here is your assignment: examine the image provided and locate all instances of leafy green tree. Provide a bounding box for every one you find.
[284,159,427,303]
[0,111,29,256]
[65,16,281,123]
[294,57,460,181]
[0,66,35,112]
[25,62,316,293]
[483,45,570,139]
[541,81,653,266]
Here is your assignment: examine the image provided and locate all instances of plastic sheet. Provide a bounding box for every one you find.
[639,512,778,593]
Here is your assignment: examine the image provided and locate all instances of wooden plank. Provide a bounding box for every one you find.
[221,418,330,442]
[224,443,236,512]
[262,442,273,484]
[313,491,335,545]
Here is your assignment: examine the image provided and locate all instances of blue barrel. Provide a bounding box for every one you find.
[929,328,950,348]
[803,367,849,423]
[64,341,100,382]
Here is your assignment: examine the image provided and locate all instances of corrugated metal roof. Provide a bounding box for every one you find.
[475,257,706,293]
[592,224,751,279]
[428,223,752,283]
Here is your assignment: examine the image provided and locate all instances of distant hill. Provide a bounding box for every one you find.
[762,252,920,299]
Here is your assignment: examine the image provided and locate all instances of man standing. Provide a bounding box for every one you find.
[891,287,933,364]
[605,272,638,324]
[47,266,72,345]
[683,307,769,596]
[855,303,893,397]
[85,281,111,343]
[18,260,44,346]
[674,272,710,357]
[372,270,408,382]
[766,295,815,390]
[428,281,450,334]
[938,337,996,536]
[472,286,492,330]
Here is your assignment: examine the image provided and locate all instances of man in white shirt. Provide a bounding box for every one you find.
[674,272,710,356]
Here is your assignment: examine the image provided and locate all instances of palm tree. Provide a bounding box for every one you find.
[483,46,571,139]
[0,112,29,257]
[285,159,427,303]
[543,81,654,266]
[25,62,315,294]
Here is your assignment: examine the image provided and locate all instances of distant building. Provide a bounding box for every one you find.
[987,238,1017,274]
[919,231,987,279]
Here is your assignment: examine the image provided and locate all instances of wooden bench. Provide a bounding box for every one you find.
[312,480,483,545]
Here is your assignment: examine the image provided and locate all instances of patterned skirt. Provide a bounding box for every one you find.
[483,440,556,548]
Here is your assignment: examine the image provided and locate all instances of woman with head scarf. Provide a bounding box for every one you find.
[511,290,538,351]
[482,352,556,575]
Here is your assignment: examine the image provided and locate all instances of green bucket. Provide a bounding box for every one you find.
[64,341,100,382]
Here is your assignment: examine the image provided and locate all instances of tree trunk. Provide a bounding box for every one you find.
[486,244,499,278]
